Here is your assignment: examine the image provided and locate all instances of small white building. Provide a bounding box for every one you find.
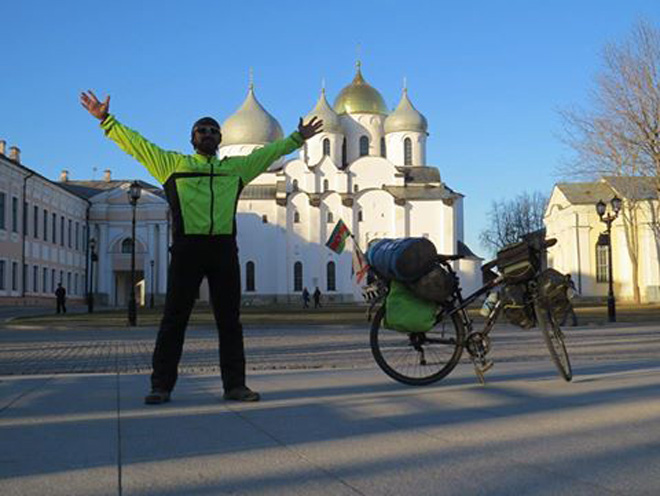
[544,177,660,302]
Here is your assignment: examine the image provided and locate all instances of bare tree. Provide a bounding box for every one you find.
[559,20,660,303]
[479,191,548,255]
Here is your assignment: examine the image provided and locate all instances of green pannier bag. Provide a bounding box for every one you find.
[384,280,438,333]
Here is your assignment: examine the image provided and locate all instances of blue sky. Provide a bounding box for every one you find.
[2,0,659,256]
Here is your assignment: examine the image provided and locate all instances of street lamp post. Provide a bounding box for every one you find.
[150,259,155,309]
[127,181,142,326]
[88,237,98,313]
[596,196,622,323]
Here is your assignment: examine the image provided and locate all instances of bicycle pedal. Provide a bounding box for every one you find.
[480,361,494,374]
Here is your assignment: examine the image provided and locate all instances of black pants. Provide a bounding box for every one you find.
[151,237,245,393]
[56,300,66,314]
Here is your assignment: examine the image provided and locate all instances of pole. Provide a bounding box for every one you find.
[150,259,155,309]
[607,220,616,322]
[128,201,137,326]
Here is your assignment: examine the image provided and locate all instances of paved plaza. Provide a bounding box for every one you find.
[1,320,660,495]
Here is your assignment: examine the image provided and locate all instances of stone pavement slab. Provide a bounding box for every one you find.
[1,358,660,495]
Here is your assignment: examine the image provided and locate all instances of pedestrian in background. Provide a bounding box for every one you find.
[55,283,67,314]
[313,287,322,308]
[302,287,310,308]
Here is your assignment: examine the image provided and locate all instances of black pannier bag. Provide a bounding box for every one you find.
[537,268,573,323]
[500,284,535,329]
[408,265,457,304]
[496,241,540,284]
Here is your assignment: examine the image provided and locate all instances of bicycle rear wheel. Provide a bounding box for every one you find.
[370,305,465,386]
[535,303,573,381]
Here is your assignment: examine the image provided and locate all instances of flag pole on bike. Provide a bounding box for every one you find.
[325,219,369,284]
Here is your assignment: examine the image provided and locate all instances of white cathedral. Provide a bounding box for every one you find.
[221,63,481,303]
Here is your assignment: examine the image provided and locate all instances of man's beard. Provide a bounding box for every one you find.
[196,139,218,156]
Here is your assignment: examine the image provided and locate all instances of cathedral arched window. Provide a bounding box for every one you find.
[294,262,303,292]
[323,179,329,192]
[322,138,330,157]
[292,179,299,192]
[246,261,255,292]
[359,136,369,157]
[342,138,347,168]
[262,215,268,223]
[354,184,359,193]
[121,238,133,253]
[327,261,336,291]
[404,137,412,165]
[358,210,363,222]
[294,211,300,223]
[380,137,386,158]
[327,212,334,223]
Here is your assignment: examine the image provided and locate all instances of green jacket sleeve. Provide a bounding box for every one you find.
[100,115,179,184]
[227,132,304,184]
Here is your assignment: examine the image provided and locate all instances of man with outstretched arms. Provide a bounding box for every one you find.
[80,90,323,404]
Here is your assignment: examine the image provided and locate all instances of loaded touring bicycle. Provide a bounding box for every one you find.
[364,237,574,385]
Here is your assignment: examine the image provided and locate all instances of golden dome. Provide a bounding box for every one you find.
[333,63,388,116]
[221,85,283,146]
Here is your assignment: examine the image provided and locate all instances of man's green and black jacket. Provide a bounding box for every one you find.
[101,115,303,240]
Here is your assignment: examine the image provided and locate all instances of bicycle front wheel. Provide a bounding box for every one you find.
[535,303,573,381]
[370,305,465,386]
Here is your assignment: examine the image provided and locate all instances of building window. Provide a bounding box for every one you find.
[33,205,39,239]
[327,261,336,291]
[354,184,359,193]
[74,273,78,295]
[292,179,299,192]
[60,216,65,246]
[294,262,303,292]
[12,197,18,233]
[23,264,27,292]
[59,270,63,285]
[404,137,412,165]
[342,138,347,168]
[596,244,609,283]
[43,268,47,294]
[51,269,55,292]
[0,192,5,230]
[33,265,38,293]
[121,238,134,253]
[75,222,79,250]
[246,261,255,292]
[68,219,72,248]
[359,136,369,157]
[294,211,300,223]
[358,210,363,222]
[262,215,268,224]
[23,201,28,234]
[52,213,56,243]
[12,262,18,291]
[327,212,334,223]
[323,179,329,192]
[0,261,5,290]
[43,209,48,240]
[381,137,386,158]
[67,272,71,292]
[322,138,330,157]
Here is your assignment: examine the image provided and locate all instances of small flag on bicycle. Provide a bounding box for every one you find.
[326,219,351,254]
[352,244,370,284]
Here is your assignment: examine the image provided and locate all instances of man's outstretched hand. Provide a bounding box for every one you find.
[298,116,323,140]
[80,90,110,121]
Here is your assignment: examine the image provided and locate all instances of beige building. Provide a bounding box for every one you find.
[0,141,88,306]
[544,177,660,302]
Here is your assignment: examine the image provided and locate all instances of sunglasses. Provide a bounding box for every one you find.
[195,126,220,135]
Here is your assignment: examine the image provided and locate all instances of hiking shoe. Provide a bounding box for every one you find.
[223,386,260,402]
[144,390,171,405]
